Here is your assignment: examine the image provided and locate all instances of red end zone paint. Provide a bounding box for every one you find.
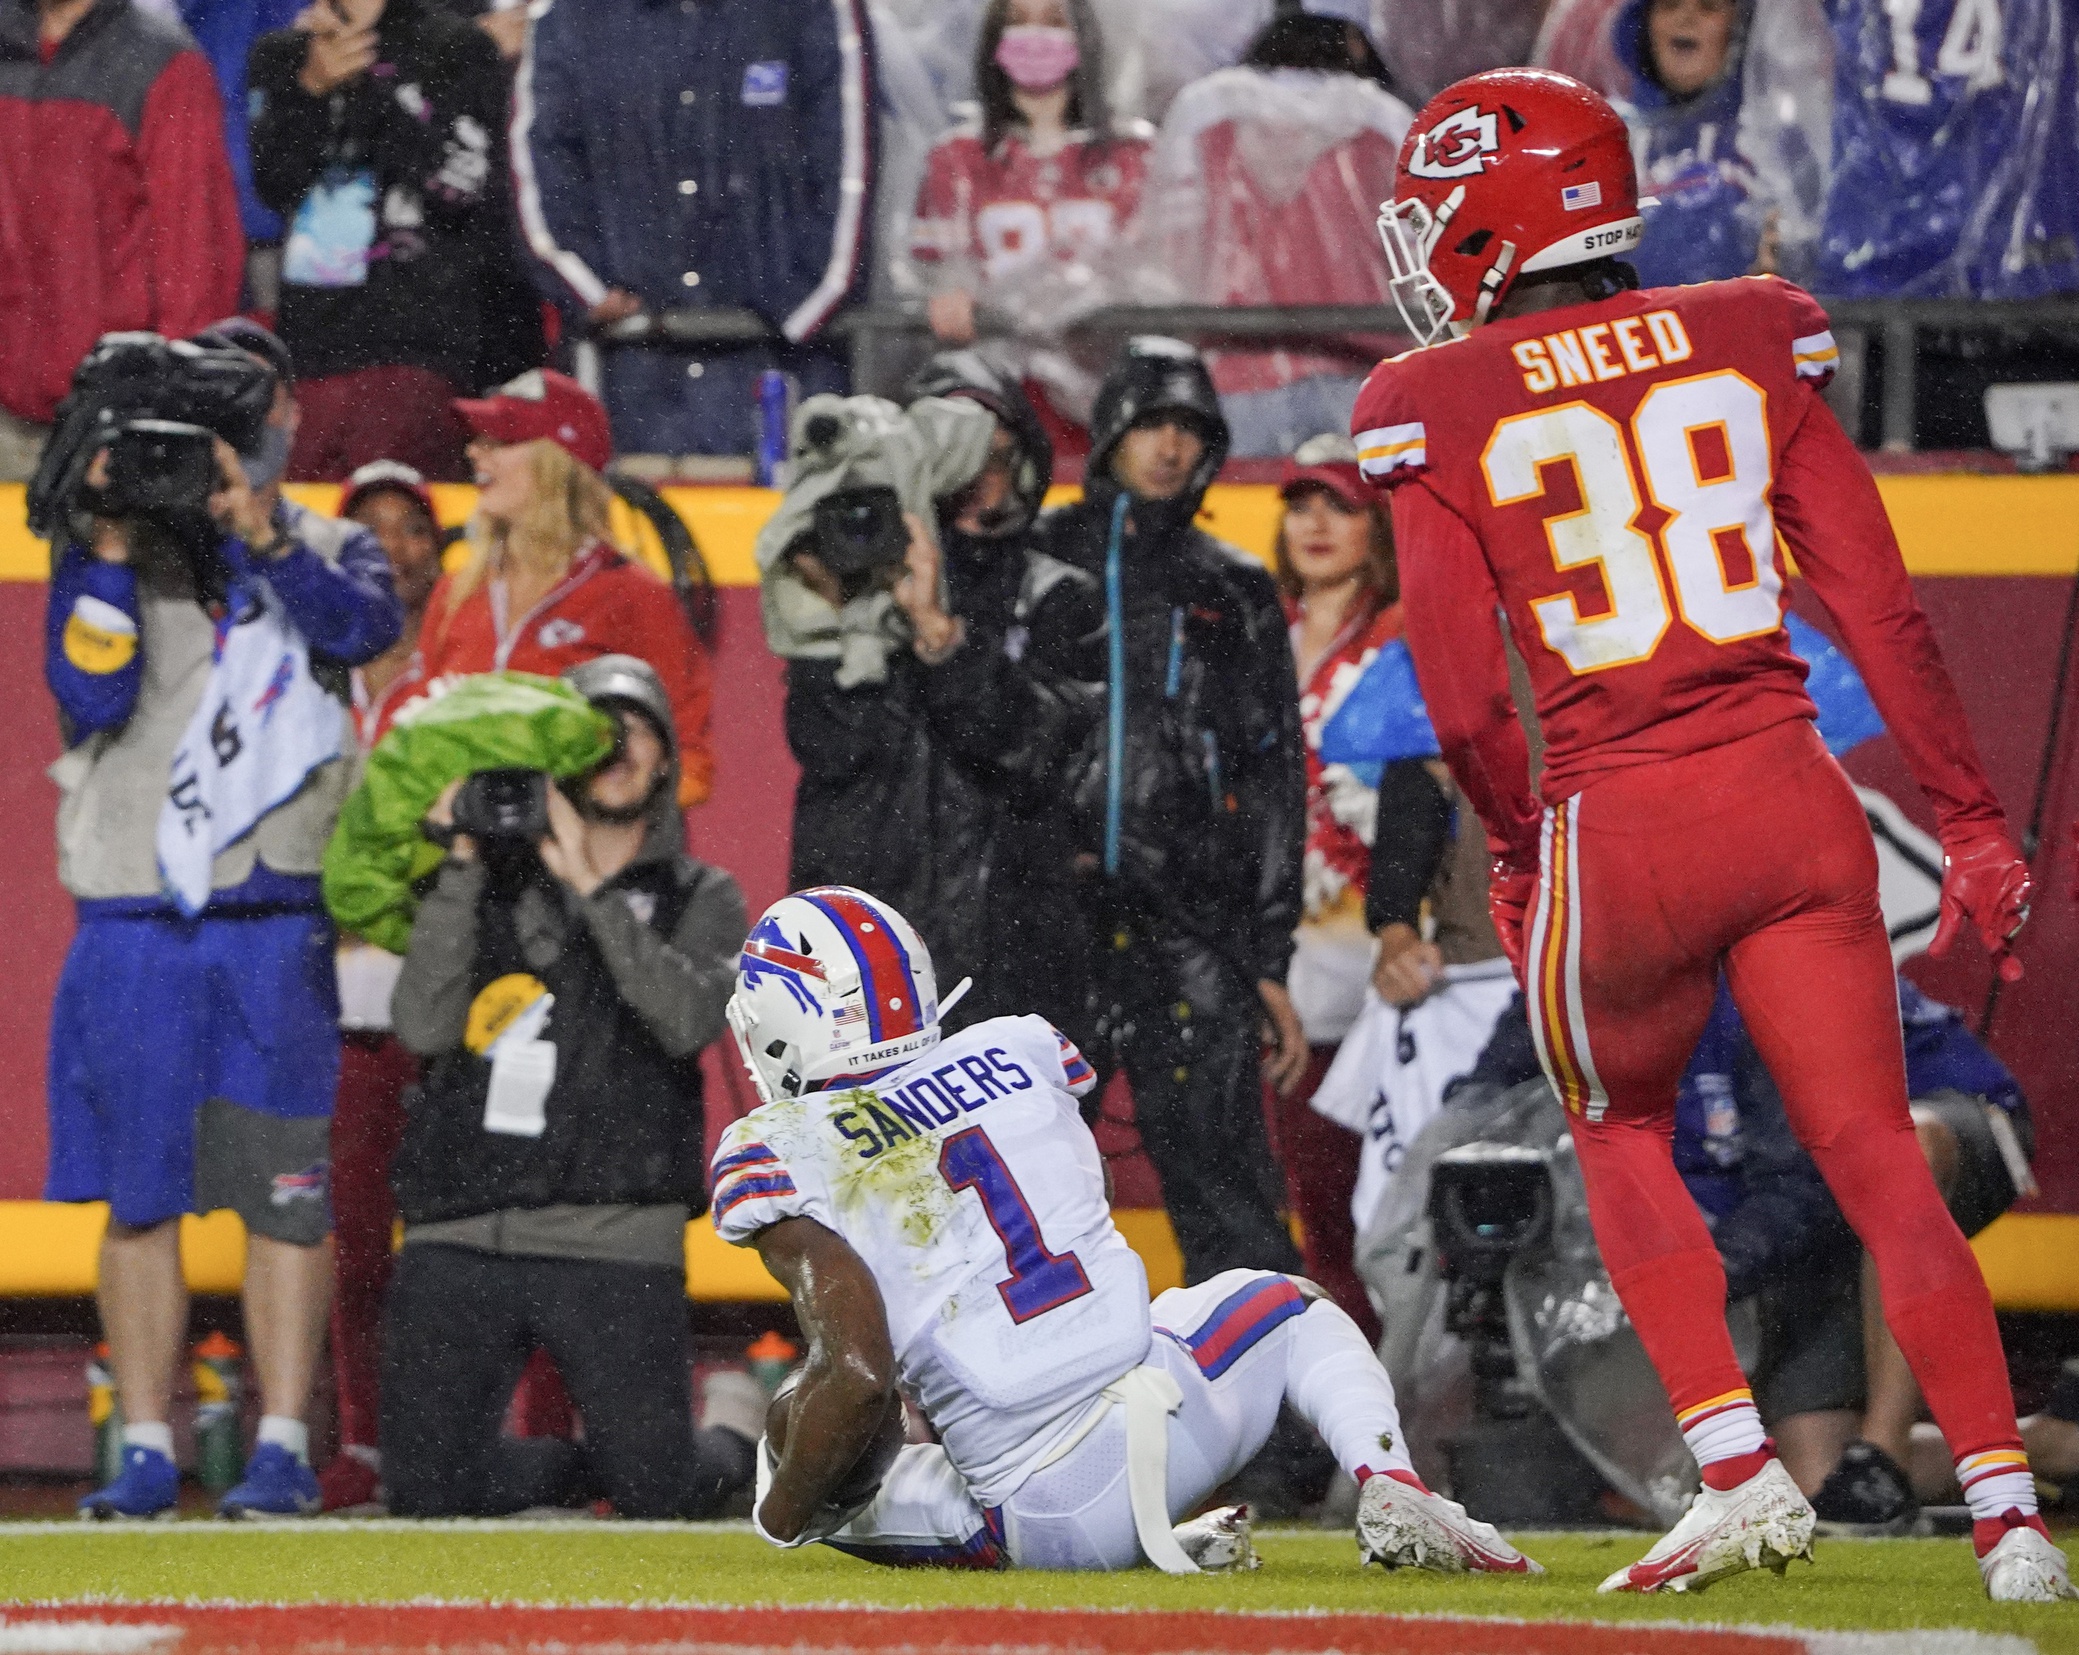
[0,1604,1811,1655]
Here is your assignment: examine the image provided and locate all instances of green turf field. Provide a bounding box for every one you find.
[0,1523,2071,1653]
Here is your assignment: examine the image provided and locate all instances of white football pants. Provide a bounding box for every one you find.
[822,1270,1414,1570]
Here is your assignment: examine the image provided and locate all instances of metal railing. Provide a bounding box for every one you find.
[593,296,2079,453]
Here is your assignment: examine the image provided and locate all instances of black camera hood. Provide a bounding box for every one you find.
[28,333,278,539]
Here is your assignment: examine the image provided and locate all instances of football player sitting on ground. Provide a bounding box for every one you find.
[1352,68,2067,1601]
[711,885,1540,1575]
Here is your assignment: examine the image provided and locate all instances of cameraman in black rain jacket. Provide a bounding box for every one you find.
[1036,337,1306,1284]
[384,656,749,1518]
[784,353,1101,1047]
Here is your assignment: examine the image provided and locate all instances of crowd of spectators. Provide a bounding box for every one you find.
[13,0,2068,1527]
[6,0,2078,479]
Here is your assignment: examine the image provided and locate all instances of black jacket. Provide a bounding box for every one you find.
[391,815,745,1224]
[785,531,1098,1027]
[1035,488,1306,987]
[248,0,507,385]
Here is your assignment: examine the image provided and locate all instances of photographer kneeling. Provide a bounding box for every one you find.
[382,657,749,1519]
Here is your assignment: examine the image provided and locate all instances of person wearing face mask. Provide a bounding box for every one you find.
[905,0,1149,443]
[781,351,1102,1046]
[1036,337,1307,1289]
[410,370,716,808]
[40,320,404,1520]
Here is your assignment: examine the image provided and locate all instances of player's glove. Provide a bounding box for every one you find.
[1929,829,2031,984]
[1487,852,1538,983]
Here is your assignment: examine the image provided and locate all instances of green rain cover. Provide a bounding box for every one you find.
[322,672,616,954]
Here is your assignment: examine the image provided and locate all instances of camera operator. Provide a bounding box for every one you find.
[382,656,751,1519]
[1436,974,2032,1514]
[776,353,1100,1041]
[1036,336,1307,1286]
[37,323,403,1520]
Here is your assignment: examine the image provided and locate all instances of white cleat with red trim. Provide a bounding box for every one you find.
[1599,1458,1814,1594]
[1356,1470,1542,1575]
[1979,1518,2078,1602]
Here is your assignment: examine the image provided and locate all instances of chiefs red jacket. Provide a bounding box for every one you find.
[418,544,715,805]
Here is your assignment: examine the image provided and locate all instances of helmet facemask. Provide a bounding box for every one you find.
[1378,195,1460,347]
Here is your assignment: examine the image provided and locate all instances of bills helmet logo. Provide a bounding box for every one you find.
[1407,107,1502,180]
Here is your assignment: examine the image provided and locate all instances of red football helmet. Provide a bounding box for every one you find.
[1379,69,1646,346]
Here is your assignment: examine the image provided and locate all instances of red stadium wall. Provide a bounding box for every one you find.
[1,483,2076,1219]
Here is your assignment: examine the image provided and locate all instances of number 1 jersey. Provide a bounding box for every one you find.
[1349,274,2003,853]
[710,1016,1152,1505]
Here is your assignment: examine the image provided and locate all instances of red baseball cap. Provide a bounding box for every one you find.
[1279,433,1369,511]
[453,369,613,473]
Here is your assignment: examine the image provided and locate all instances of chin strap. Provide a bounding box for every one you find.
[937,976,973,1020]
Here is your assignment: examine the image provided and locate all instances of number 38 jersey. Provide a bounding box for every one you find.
[1349,274,2003,851]
[710,1015,1151,1505]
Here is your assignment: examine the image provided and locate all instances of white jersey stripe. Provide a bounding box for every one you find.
[1792,329,1839,381]
[1524,807,1560,1089]
[508,0,609,310]
[1562,796,1610,1121]
[1355,421,1427,479]
[780,0,872,342]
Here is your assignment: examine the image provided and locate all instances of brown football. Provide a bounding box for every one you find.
[765,1368,906,1511]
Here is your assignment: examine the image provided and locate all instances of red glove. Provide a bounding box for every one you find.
[1929,830,2031,983]
[1488,853,1538,983]
[2069,818,2079,902]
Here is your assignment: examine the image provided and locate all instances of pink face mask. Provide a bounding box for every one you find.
[994,24,1080,92]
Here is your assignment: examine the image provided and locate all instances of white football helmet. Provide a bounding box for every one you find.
[727,886,971,1106]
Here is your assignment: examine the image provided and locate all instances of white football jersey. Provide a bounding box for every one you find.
[711,1015,1151,1504]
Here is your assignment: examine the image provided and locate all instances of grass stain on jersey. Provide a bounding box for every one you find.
[822,1085,956,1268]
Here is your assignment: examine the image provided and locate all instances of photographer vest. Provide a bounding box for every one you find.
[393,859,708,1225]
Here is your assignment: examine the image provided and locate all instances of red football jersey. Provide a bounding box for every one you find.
[1351,274,2003,857]
[907,127,1147,290]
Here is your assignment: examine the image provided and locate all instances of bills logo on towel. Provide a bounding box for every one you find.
[1561,181,1602,211]
[158,541,342,914]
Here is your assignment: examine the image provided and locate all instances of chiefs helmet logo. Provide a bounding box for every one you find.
[1407,107,1501,180]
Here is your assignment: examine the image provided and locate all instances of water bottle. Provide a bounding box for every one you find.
[745,1330,799,1396]
[754,369,795,490]
[192,1332,245,1494]
[87,1344,123,1488]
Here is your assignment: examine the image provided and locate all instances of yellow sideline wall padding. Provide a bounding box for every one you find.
[0,1200,2069,1310]
[3,475,2077,585]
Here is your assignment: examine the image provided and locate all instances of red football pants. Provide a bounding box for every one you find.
[1525,718,2018,1463]
[330,1033,415,1450]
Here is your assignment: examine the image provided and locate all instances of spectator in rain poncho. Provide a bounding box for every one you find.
[1135,12,1413,456]
[1614,0,1833,288]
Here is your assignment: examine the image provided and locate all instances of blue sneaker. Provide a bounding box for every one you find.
[79,1444,179,1520]
[218,1443,321,1519]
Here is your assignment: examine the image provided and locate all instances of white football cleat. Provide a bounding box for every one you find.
[1979,1520,2079,1602]
[1356,1471,1542,1575]
[1174,1504,1258,1572]
[1599,1458,1814,1594]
